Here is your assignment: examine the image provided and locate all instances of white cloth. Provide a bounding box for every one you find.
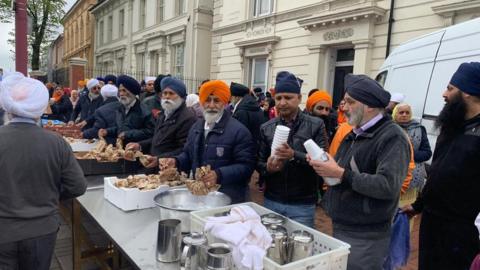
[390,92,406,103]
[475,212,480,239]
[186,94,199,107]
[144,76,156,83]
[101,84,118,99]
[205,205,272,270]
[87,79,100,90]
[0,72,48,119]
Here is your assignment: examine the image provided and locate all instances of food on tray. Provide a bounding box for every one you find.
[184,165,221,196]
[76,138,148,162]
[114,173,186,190]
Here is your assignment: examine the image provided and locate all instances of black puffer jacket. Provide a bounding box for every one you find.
[257,110,328,205]
[233,95,267,149]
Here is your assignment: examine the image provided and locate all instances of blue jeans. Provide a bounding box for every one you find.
[263,198,316,228]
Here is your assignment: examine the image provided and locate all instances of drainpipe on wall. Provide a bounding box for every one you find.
[385,0,395,58]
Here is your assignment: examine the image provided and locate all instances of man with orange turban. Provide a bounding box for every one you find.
[306,90,338,142]
[159,80,256,203]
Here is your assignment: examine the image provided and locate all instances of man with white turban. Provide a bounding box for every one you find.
[69,78,104,129]
[139,76,157,101]
[0,72,87,270]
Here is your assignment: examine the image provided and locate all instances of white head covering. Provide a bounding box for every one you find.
[475,213,480,239]
[144,76,156,84]
[87,79,100,90]
[101,84,118,99]
[390,92,406,103]
[186,94,199,107]
[0,72,48,119]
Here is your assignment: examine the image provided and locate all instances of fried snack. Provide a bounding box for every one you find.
[195,165,211,181]
[113,173,185,190]
[139,155,151,167]
[185,179,221,196]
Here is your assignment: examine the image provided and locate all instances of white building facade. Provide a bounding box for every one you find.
[91,0,214,91]
[210,0,480,106]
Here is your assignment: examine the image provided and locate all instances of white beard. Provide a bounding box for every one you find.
[161,98,183,116]
[204,109,223,125]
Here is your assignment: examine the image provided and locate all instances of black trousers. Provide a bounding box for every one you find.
[419,211,480,270]
[0,231,57,270]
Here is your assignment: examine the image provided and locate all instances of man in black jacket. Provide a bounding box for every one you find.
[69,78,104,129]
[309,74,410,270]
[257,71,328,227]
[142,74,169,119]
[127,77,197,169]
[402,62,480,270]
[230,82,266,149]
[98,75,154,144]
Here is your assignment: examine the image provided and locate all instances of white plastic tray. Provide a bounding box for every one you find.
[190,202,350,270]
[70,139,98,152]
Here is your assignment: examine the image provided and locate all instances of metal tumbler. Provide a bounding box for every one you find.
[156,219,182,262]
[206,243,233,270]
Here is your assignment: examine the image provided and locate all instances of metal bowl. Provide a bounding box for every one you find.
[154,187,231,232]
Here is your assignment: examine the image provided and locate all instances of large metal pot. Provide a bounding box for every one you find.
[154,187,231,232]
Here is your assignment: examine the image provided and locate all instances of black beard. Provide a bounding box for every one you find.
[435,92,466,138]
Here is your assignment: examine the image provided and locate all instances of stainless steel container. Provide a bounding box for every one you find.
[261,213,286,227]
[206,243,233,270]
[287,230,314,263]
[156,219,182,262]
[182,232,208,270]
[266,225,289,265]
[154,188,231,233]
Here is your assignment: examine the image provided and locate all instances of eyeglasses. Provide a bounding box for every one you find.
[92,86,100,90]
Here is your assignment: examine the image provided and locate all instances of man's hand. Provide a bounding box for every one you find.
[76,120,87,128]
[266,156,284,173]
[158,158,176,170]
[399,204,419,219]
[98,129,107,138]
[200,171,218,188]
[144,155,158,168]
[308,152,344,179]
[67,121,75,126]
[274,143,294,161]
[125,142,141,151]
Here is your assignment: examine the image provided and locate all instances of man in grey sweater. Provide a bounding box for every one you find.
[309,74,410,270]
[0,72,87,270]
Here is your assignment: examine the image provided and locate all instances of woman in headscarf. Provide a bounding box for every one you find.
[185,93,203,119]
[393,103,432,190]
[49,86,73,123]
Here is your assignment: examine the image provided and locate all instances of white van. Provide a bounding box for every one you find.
[376,17,480,153]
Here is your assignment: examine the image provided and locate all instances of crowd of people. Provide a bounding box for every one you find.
[0,62,479,270]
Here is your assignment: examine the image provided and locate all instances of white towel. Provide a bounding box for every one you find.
[205,205,272,269]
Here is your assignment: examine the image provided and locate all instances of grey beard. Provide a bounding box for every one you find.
[119,96,135,107]
[161,98,183,116]
[204,110,223,125]
[89,92,100,100]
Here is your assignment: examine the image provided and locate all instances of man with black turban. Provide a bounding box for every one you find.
[309,74,411,270]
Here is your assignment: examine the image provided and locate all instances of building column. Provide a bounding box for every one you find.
[352,39,374,74]
[307,45,327,89]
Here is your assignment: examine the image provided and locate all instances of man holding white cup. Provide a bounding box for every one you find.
[308,74,410,270]
[257,71,328,228]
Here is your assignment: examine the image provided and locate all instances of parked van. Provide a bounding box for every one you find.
[376,18,480,154]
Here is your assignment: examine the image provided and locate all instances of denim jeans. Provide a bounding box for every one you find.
[263,198,316,228]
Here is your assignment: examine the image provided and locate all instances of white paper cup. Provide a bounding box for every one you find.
[304,139,323,160]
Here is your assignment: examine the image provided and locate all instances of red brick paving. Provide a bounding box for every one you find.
[249,180,420,270]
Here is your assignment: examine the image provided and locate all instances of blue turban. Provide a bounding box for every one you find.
[450,62,480,96]
[274,71,303,94]
[345,74,391,108]
[104,74,117,85]
[154,74,171,94]
[96,77,105,82]
[116,75,141,96]
[230,82,250,97]
[160,77,187,98]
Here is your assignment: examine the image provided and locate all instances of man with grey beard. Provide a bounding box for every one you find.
[98,75,153,144]
[126,77,196,170]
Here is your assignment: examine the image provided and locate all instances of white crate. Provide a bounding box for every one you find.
[69,139,98,152]
[190,202,350,270]
[103,176,169,211]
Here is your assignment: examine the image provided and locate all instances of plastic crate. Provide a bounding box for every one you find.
[190,202,350,270]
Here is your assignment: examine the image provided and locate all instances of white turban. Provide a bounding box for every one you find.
[87,79,100,90]
[0,72,48,119]
[186,94,199,107]
[390,92,406,103]
[101,84,118,99]
[145,76,156,83]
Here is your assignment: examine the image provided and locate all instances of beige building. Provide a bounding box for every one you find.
[63,0,98,79]
[92,0,214,91]
[211,0,480,106]
[47,34,67,84]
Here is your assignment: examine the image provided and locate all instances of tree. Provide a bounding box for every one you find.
[0,0,66,71]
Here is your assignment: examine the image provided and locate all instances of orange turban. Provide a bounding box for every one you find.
[306,90,332,112]
[78,80,86,87]
[199,80,231,105]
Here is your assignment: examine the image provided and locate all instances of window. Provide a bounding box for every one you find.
[119,9,125,37]
[150,51,159,75]
[80,19,84,44]
[176,0,186,15]
[157,0,164,23]
[139,0,146,29]
[249,57,268,91]
[172,44,185,77]
[99,21,104,45]
[253,0,272,17]
[137,53,145,76]
[375,71,388,87]
[107,15,113,41]
[117,57,124,73]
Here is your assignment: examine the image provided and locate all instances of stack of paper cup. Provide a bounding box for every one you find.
[271,125,290,156]
[303,139,341,186]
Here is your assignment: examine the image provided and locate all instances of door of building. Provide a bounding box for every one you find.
[332,48,354,108]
